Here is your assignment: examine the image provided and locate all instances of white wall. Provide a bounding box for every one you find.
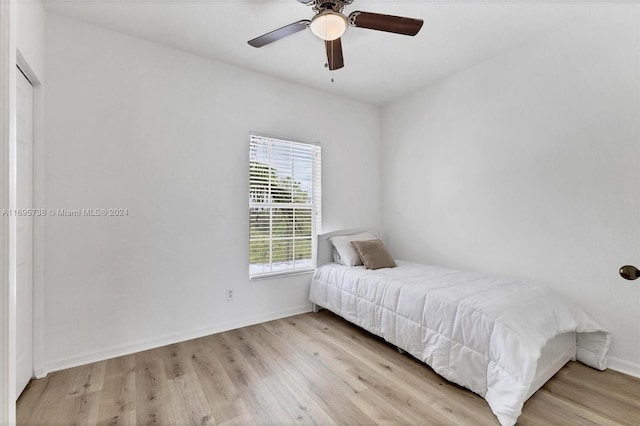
[382,6,639,373]
[43,14,381,371]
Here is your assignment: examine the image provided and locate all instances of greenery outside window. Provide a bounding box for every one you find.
[249,133,321,279]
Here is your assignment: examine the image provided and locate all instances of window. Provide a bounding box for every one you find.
[249,133,321,279]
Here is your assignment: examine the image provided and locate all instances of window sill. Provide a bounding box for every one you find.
[250,268,315,281]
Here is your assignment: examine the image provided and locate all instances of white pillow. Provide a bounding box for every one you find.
[332,247,340,264]
[329,232,377,266]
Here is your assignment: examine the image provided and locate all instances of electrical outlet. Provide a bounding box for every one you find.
[225,289,234,301]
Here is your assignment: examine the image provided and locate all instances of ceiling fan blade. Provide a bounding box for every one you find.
[349,11,423,36]
[248,20,311,48]
[325,38,344,70]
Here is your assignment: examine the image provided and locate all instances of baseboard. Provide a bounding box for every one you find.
[608,356,640,378]
[33,366,47,380]
[43,304,313,375]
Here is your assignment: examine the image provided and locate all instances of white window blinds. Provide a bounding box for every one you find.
[249,133,321,278]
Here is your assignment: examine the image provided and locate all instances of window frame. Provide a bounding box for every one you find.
[248,132,321,280]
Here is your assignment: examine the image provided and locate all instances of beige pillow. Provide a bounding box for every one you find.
[351,239,397,270]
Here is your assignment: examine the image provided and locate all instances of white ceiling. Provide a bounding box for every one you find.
[42,0,603,105]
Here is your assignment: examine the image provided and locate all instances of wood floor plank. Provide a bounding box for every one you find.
[260,319,368,395]
[198,329,235,355]
[159,342,191,381]
[262,372,338,425]
[217,412,258,426]
[96,409,136,426]
[519,388,622,426]
[215,345,295,424]
[66,360,107,398]
[349,388,418,425]
[54,390,101,426]
[189,337,251,424]
[231,327,344,425]
[134,355,170,425]
[246,323,376,425]
[17,310,640,426]
[225,326,284,379]
[429,396,498,426]
[96,354,136,425]
[542,374,640,425]
[345,365,452,424]
[17,369,77,425]
[274,315,371,373]
[165,373,215,425]
[553,361,640,410]
[556,360,640,398]
[16,375,50,424]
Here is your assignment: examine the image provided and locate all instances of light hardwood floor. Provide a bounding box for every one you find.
[17,310,640,425]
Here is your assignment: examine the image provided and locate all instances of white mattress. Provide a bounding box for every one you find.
[309,261,610,426]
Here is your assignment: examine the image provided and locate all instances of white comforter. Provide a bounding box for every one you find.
[309,261,610,426]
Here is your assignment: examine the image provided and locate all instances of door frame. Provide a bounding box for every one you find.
[16,50,45,382]
[15,59,39,398]
[0,0,17,423]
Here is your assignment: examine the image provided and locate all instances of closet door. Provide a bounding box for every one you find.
[16,67,33,398]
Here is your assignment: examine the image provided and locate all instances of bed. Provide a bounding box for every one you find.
[308,230,611,426]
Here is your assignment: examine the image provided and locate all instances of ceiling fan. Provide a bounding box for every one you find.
[248,0,424,71]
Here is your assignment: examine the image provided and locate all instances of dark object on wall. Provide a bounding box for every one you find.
[248,0,423,70]
[619,265,640,280]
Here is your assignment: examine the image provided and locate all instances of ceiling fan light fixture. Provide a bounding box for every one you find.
[310,10,347,41]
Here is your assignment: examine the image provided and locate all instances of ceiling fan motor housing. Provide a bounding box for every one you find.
[309,0,354,14]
